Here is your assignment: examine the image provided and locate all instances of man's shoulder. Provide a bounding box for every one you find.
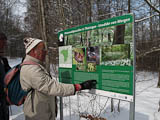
[21,63,41,71]
[21,62,45,74]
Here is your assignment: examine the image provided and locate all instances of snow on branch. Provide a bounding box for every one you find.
[135,14,159,22]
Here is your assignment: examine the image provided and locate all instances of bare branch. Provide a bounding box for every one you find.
[135,14,159,22]
[137,46,160,58]
[144,0,160,14]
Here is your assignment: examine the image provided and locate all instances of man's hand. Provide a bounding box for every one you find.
[80,80,97,90]
[74,80,97,91]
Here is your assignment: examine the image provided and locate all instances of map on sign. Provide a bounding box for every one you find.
[61,50,68,62]
[59,46,72,68]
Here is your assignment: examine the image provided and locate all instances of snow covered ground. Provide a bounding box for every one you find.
[8,58,160,120]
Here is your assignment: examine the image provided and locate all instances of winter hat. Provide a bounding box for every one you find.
[24,37,43,54]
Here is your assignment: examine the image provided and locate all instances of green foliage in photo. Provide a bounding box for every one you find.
[102,44,130,61]
[67,33,81,46]
[89,27,114,46]
[124,23,132,44]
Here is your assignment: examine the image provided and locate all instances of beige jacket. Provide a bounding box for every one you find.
[20,55,75,120]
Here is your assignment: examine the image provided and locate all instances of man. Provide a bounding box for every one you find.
[20,37,97,120]
[0,32,10,120]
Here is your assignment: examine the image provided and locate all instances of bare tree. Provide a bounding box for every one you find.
[38,0,50,71]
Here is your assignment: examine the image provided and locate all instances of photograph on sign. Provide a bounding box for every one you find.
[86,46,100,72]
[72,47,86,71]
[101,44,131,66]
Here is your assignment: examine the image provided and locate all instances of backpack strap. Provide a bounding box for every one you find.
[21,61,39,66]
[4,61,39,86]
[4,65,19,85]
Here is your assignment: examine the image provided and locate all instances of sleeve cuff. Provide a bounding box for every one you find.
[74,84,82,93]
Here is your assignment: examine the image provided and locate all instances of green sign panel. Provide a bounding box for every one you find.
[58,14,134,102]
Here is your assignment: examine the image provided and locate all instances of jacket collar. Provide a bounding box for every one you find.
[24,55,43,66]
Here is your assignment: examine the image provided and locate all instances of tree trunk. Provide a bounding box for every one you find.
[128,0,131,13]
[85,0,92,23]
[158,57,160,87]
[57,0,66,29]
[149,0,153,41]
[113,24,125,44]
[39,0,50,72]
[159,0,160,34]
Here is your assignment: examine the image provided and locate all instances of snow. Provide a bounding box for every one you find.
[8,58,160,120]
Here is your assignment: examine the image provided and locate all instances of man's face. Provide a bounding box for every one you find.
[35,42,47,62]
[0,40,6,55]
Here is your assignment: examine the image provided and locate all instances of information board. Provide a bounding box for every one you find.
[58,14,135,102]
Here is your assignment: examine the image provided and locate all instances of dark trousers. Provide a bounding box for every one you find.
[0,96,9,120]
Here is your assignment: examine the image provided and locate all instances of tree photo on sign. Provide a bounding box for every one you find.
[124,23,133,44]
[101,44,132,66]
[99,22,133,66]
[66,32,86,47]
[96,27,114,46]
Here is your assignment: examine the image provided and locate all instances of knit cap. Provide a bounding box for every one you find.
[24,37,43,54]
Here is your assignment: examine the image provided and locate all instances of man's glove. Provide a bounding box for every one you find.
[80,80,97,90]
[74,80,97,91]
